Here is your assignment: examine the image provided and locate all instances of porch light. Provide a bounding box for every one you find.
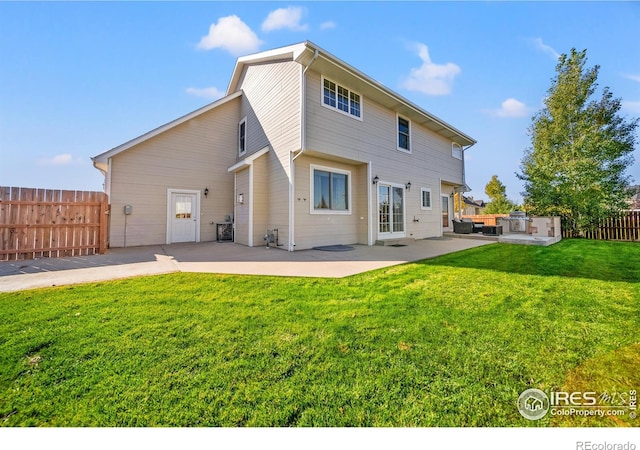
[204,187,209,198]
[405,181,411,191]
[372,175,379,185]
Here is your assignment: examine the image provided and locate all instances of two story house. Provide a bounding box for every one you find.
[92,41,476,251]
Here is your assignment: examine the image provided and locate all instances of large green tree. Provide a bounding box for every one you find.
[483,175,517,214]
[518,49,638,236]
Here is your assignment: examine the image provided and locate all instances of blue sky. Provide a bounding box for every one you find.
[1,1,639,203]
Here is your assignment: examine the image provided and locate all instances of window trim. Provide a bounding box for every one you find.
[420,187,433,210]
[321,76,363,121]
[309,164,352,215]
[452,142,463,160]
[397,114,411,153]
[238,116,247,156]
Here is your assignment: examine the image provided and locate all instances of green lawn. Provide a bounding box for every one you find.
[1,239,638,427]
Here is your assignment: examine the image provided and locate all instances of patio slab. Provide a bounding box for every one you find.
[0,238,495,292]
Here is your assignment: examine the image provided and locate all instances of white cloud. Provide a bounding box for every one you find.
[623,74,640,83]
[319,21,336,31]
[197,15,262,56]
[186,86,225,100]
[497,98,529,118]
[484,98,530,118]
[262,6,308,32]
[621,100,640,114]
[400,43,461,96]
[37,153,83,166]
[532,37,560,60]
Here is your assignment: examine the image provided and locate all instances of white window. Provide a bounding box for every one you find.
[421,188,432,210]
[452,142,462,160]
[397,115,411,153]
[322,77,362,120]
[310,164,352,214]
[238,117,247,156]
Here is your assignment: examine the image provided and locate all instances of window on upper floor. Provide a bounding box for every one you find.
[238,117,247,156]
[452,142,462,160]
[421,188,432,210]
[397,115,411,153]
[311,164,351,214]
[322,77,362,120]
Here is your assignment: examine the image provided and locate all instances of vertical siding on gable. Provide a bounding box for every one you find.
[108,97,240,247]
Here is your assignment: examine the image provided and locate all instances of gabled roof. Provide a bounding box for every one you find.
[227,41,476,148]
[92,90,242,170]
[464,196,486,208]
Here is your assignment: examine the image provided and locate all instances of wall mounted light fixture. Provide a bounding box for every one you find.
[204,187,209,198]
[405,181,411,191]
[372,175,379,185]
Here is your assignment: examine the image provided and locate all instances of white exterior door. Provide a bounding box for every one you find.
[378,183,405,239]
[169,191,199,243]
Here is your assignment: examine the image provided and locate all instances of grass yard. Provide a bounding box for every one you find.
[1,239,638,427]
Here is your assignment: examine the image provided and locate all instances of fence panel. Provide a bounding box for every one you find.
[0,186,109,261]
[561,211,639,241]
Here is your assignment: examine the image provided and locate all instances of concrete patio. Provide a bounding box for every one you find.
[0,238,495,292]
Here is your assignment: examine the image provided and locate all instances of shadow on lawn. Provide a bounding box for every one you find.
[416,239,640,284]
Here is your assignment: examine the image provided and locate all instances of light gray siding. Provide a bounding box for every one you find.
[301,69,465,241]
[293,154,368,249]
[236,60,302,249]
[108,97,240,247]
[234,168,250,246]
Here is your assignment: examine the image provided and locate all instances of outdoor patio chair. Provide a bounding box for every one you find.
[461,218,484,233]
[453,219,473,234]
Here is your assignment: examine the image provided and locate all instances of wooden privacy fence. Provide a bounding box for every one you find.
[561,211,640,241]
[0,187,109,261]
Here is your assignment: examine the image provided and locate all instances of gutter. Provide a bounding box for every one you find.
[289,49,319,251]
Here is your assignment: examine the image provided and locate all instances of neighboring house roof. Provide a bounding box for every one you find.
[91,90,243,171]
[464,196,486,208]
[227,41,476,148]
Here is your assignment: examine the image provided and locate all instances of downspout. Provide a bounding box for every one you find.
[368,161,373,246]
[439,177,443,235]
[289,49,319,251]
[294,49,319,163]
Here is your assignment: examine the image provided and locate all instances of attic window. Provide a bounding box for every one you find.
[452,142,462,160]
[322,77,362,120]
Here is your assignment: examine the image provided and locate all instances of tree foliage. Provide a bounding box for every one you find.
[485,175,507,201]
[518,49,638,236]
[483,175,518,214]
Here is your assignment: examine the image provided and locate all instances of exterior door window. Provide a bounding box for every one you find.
[442,195,450,229]
[171,193,197,243]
